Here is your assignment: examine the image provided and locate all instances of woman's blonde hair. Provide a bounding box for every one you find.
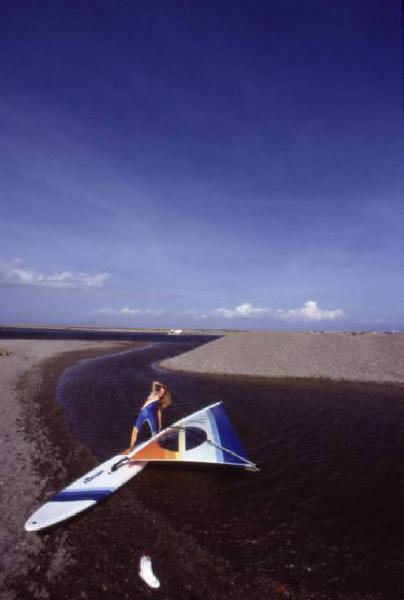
[160,389,172,407]
[150,381,172,407]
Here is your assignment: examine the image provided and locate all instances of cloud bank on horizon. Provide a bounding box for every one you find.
[0,257,345,326]
[0,254,393,330]
[93,300,344,323]
[213,301,344,321]
[95,307,164,317]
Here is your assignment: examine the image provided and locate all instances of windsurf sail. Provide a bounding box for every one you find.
[128,401,258,470]
[24,402,257,531]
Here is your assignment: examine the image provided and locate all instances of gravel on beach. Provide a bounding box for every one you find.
[0,338,286,600]
[0,339,138,600]
[161,331,404,383]
[1,333,403,600]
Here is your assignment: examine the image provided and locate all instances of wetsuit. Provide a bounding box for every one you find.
[134,398,159,436]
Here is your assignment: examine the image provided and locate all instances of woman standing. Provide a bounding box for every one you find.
[129,380,172,449]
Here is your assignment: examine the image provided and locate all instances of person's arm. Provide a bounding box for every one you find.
[157,407,162,431]
[151,380,163,393]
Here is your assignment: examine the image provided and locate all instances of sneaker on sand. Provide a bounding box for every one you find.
[139,555,160,589]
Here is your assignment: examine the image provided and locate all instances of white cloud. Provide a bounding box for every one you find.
[94,308,118,315]
[96,300,344,323]
[279,300,344,321]
[207,300,344,322]
[214,302,270,319]
[119,307,142,315]
[0,258,109,289]
[94,307,164,316]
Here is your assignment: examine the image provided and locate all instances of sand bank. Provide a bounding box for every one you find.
[1,336,402,599]
[0,339,139,599]
[0,338,281,600]
[161,331,404,383]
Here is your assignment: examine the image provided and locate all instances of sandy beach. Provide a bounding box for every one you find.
[0,336,289,600]
[1,333,403,600]
[161,331,404,383]
[0,339,141,600]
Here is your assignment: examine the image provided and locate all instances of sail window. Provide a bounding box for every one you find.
[185,426,207,450]
[157,430,179,451]
[157,427,207,452]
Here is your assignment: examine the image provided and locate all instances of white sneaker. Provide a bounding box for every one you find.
[139,555,160,589]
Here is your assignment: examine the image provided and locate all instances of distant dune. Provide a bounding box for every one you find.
[161,331,404,384]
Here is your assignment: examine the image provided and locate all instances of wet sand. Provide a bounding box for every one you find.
[58,340,404,600]
[0,339,143,600]
[1,335,403,599]
[161,331,404,383]
[0,338,284,600]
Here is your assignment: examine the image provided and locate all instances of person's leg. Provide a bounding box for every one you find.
[129,426,138,449]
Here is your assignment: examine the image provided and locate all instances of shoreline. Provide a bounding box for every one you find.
[1,338,274,600]
[1,338,402,599]
[160,331,404,384]
[0,324,229,337]
[0,339,145,600]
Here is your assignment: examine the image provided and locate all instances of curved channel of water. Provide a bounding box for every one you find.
[58,339,404,599]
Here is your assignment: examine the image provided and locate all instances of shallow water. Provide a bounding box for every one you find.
[58,340,404,599]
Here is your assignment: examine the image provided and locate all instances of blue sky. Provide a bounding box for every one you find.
[0,1,402,330]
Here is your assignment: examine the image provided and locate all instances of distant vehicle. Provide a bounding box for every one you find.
[167,329,183,335]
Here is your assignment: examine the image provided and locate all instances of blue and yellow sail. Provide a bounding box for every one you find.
[130,401,256,469]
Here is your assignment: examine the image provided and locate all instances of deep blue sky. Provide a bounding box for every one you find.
[1,1,402,329]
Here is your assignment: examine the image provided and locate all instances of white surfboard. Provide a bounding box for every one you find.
[25,402,257,532]
[24,452,146,531]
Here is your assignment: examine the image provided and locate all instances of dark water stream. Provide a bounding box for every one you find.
[57,339,404,599]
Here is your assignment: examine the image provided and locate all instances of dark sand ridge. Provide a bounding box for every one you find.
[161,331,404,383]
